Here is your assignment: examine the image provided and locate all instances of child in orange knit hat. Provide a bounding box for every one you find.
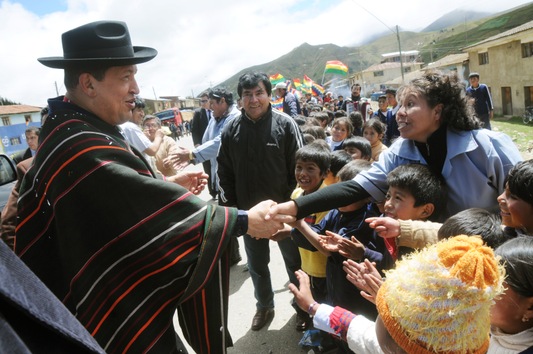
[289,235,504,354]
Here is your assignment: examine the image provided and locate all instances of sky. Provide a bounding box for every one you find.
[1,0,532,106]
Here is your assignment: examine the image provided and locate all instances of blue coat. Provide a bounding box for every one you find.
[355,128,523,217]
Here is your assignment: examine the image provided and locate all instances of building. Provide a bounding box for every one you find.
[0,105,42,155]
[462,20,533,116]
[349,51,423,94]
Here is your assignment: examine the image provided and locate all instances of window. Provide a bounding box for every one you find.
[1,116,10,126]
[10,137,21,146]
[478,52,489,65]
[373,71,384,77]
[522,42,533,58]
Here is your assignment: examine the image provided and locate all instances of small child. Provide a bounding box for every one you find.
[342,136,372,161]
[363,118,388,162]
[309,111,329,131]
[367,159,533,250]
[325,117,352,151]
[289,236,504,354]
[497,159,533,236]
[323,150,352,186]
[292,160,392,321]
[381,164,445,259]
[291,143,331,306]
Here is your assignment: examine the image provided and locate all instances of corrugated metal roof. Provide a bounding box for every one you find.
[427,53,469,68]
[363,62,422,72]
[463,20,533,49]
[0,105,42,115]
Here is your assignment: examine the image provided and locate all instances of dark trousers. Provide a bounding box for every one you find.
[243,235,301,309]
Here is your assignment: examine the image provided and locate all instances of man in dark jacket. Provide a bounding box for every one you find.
[466,72,494,130]
[217,72,307,331]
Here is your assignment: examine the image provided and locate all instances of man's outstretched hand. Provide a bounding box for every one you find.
[247,200,296,238]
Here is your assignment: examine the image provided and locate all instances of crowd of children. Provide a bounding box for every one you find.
[269,72,532,353]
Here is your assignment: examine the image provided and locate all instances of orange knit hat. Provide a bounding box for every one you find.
[376,235,504,354]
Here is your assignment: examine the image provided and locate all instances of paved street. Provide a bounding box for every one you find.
[170,133,312,354]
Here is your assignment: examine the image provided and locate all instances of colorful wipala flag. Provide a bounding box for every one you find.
[269,73,285,85]
[292,78,302,90]
[303,75,313,88]
[324,60,348,76]
[312,82,325,96]
[271,97,284,111]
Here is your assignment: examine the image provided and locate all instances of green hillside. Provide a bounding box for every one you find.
[212,2,533,95]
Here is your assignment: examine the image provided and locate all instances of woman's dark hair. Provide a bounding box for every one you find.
[437,208,507,248]
[237,72,271,97]
[134,96,145,109]
[505,159,533,207]
[398,69,481,131]
[495,237,533,297]
[209,87,234,106]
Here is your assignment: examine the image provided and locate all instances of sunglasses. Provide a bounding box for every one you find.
[200,99,208,103]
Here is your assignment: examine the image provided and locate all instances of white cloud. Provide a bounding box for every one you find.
[0,0,531,106]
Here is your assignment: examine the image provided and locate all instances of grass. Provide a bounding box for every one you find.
[492,116,533,159]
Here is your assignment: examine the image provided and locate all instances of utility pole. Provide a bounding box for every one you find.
[152,87,157,100]
[54,81,59,96]
[396,25,405,84]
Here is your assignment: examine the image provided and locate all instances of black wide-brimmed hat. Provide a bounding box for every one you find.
[38,21,157,68]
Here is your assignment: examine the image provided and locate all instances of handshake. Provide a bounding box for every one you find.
[243,200,298,239]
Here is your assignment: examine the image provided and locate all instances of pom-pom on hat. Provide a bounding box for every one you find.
[376,235,504,354]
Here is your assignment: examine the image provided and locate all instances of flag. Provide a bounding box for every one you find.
[292,78,302,90]
[303,75,313,88]
[312,82,325,97]
[271,97,283,111]
[286,80,292,92]
[324,60,348,76]
[269,73,285,85]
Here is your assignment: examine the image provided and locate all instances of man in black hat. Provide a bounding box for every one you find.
[466,72,494,130]
[15,20,290,354]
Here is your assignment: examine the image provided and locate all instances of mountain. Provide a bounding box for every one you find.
[422,9,491,32]
[212,2,533,95]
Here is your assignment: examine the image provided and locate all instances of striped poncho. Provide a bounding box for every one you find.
[16,97,238,353]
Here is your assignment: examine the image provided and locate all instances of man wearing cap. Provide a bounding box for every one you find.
[383,88,400,146]
[15,21,290,354]
[466,72,494,130]
[274,81,301,118]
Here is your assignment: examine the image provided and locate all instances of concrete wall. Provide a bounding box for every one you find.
[467,32,533,116]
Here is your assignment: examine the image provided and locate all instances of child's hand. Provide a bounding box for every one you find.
[366,217,401,238]
[319,230,344,252]
[338,236,365,260]
[288,218,305,229]
[270,224,292,242]
[343,259,383,304]
[288,270,318,315]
